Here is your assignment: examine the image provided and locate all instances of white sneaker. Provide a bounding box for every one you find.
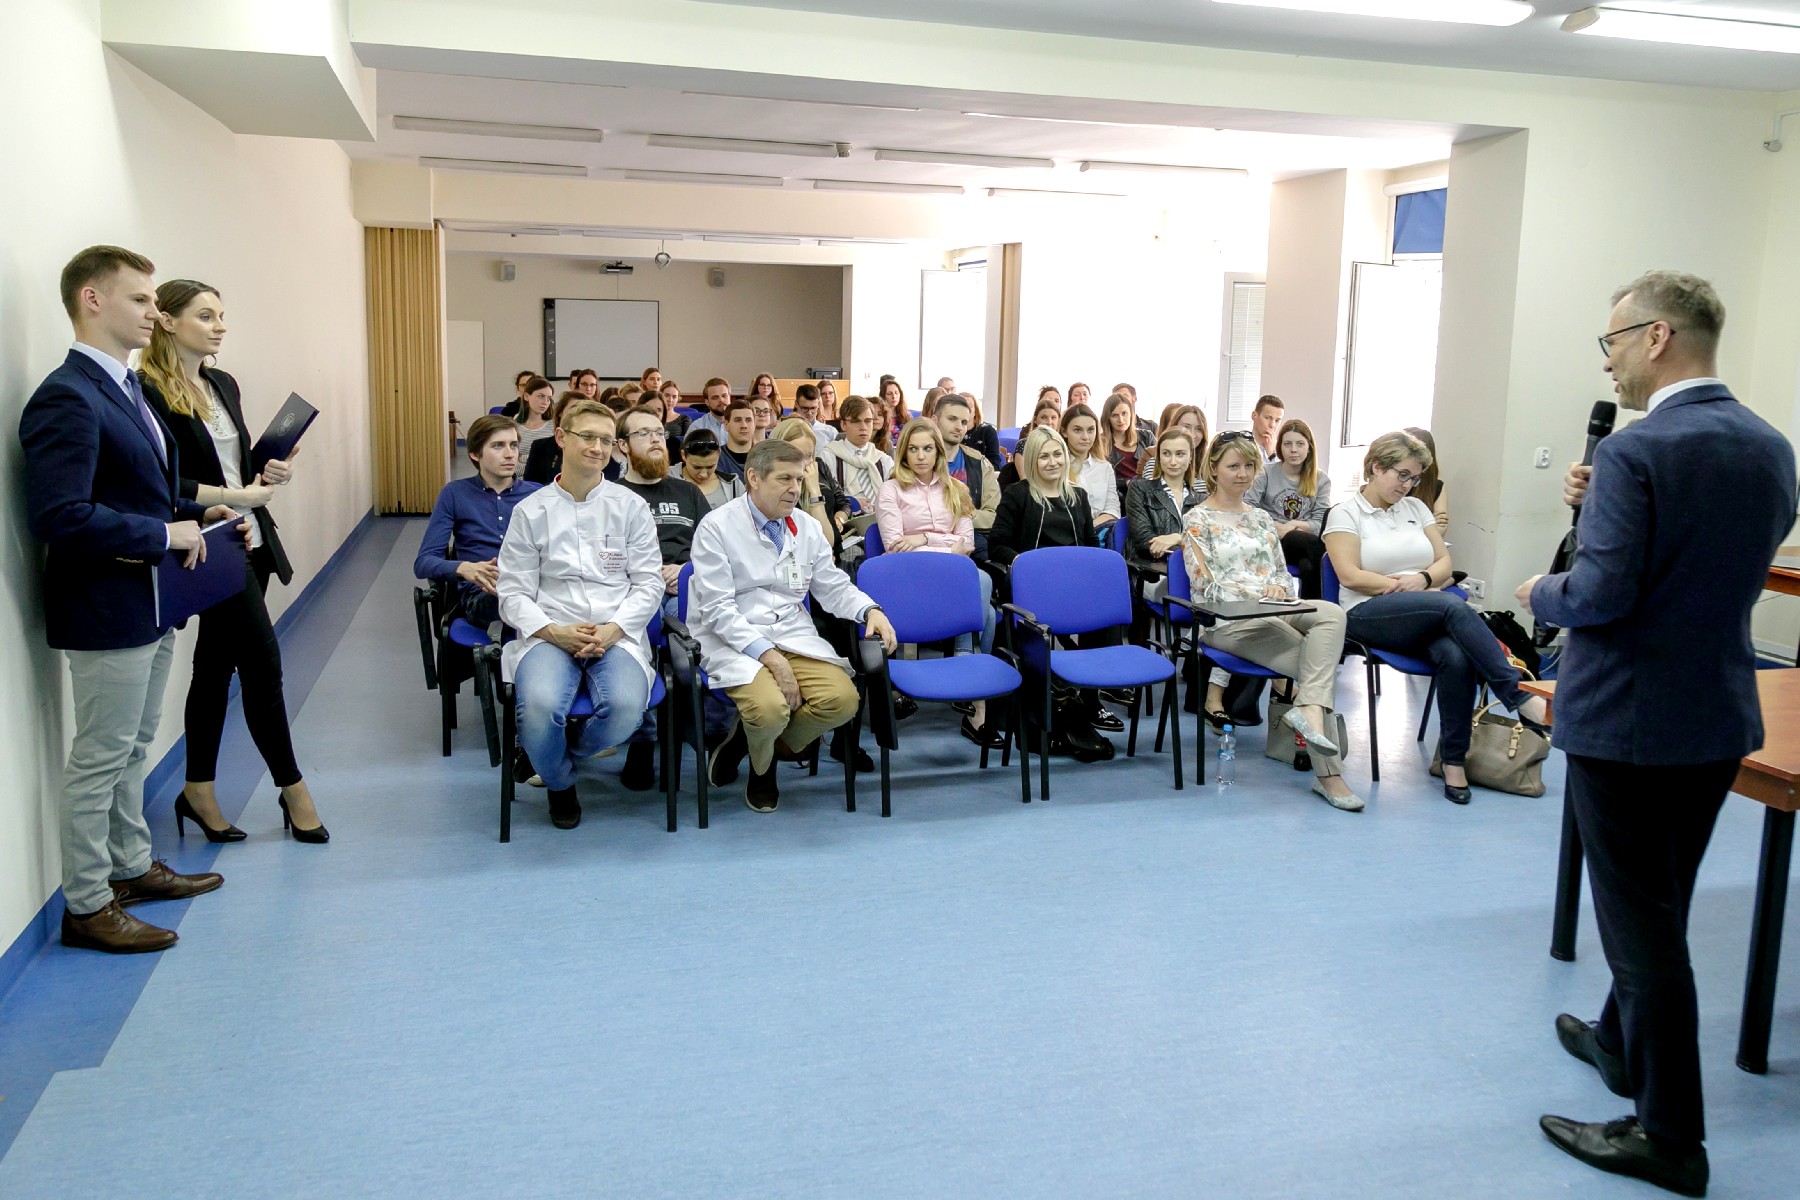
[1312,781,1364,812]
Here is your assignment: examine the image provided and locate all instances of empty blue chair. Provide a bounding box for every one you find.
[1004,547,1180,800]
[863,523,885,560]
[856,554,1026,815]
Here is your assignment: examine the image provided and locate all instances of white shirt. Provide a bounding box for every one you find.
[1323,493,1438,612]
[496,477,664,686]
[809,418,838,444]
[72,342,170,549]
[1646,377,1724,414]
[200,382,263,550]
[1074,455,1120,520]
[688,494,876,690]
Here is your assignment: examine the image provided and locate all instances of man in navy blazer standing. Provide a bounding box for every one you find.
[1519,271,1797,1196]
[20,246,234,954]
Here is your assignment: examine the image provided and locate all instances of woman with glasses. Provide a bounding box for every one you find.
[1186,431,1362,812]
[1323,430,1548,805]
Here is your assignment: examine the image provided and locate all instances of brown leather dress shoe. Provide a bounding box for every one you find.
[62,901,177,954]
[110,860,223,907]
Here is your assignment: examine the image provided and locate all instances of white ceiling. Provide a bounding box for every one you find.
[705,0,1800,92]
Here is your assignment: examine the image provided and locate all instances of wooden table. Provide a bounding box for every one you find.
[1765,546,1800,662]
[1526,671,1800,1073]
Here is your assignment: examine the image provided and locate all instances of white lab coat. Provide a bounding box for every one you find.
[497,478,664,686]
[688,494,876,690]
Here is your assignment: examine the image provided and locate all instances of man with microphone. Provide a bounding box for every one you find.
[1517,272,1795,1196]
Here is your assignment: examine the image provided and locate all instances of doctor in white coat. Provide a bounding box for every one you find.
[690,438,897,812]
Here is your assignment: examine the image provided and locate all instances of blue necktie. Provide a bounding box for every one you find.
[123,371,167,464]
[763,518,786,554]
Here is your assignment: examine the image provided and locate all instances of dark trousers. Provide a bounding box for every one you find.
[184,545,303,788]
[458,583,499,626]
[1569,753,1738,1148]
[1279,529,1328,600]
[1345,591,1528,765]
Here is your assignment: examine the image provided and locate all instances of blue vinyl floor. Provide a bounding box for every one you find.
[3,520,1799,1198]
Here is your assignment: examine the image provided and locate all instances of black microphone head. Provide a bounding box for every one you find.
[1588,400,1618,438]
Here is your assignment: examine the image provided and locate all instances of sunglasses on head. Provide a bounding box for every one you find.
[684,437,720,456]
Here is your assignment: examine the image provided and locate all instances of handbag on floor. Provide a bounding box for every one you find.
[1430,703,1550,797]
[1266,697,1349,764]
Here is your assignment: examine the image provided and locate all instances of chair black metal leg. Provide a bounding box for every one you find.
[441,679,455,757]
[1738,808,1794,1074]
[1040,677,1053,801]
[1166,675,1182,790]
[499,696,515,843]
[694,688,710,831]
[1417,678,1436,743]
[1551,784,1582,961]
[662,695,676,833]
[1366,660,1382,783]
[844,712,859,813]
[1126,692,1141,758]
[1014,691,1030,803]
[879,744,892,818]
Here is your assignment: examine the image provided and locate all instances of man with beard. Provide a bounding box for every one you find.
[687,376,732,442]
[616,404,726,785]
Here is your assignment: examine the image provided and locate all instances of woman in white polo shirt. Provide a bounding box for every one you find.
[1323,431,1548,804]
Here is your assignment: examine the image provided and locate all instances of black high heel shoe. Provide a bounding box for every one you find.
[278,797,330,844]
[174,793,246,843]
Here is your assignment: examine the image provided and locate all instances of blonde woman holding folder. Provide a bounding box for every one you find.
[139,278,329,844]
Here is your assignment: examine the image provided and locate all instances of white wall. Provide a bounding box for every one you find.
[444,254,843,402]
[0,0,369,953]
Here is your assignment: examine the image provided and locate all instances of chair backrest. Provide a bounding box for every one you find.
[1107,515,1128,556]
[997,426,1022,454]
[677,561,695,623]
[1320,553,1342,605]
[862,522,885,559]
[1011,546,1132,635]
[858,553,983,644]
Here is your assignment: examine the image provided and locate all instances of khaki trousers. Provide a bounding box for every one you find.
[1201,603,1348,779]
[726,652,860,773]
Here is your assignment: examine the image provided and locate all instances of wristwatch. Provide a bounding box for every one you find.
[1417,571,1433,587]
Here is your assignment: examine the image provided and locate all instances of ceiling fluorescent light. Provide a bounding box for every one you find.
[1212,0,1533,26]
[962,111,1183,131]
[394,116,605,142]
[809,179,965,195]
[577,229,686,241]
[1562,7,1800,53]
[646,134,843,158]
[621,169,785,188]
[699,234,807,245]
[986,187,1125,199]
[874,149,1055,169]
[681,91,921,113]
[419,156,588,177]
[1079,160,1249,177]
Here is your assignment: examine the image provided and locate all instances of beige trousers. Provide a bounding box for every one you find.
[726,652,860,774]
[1201,603,1348,779]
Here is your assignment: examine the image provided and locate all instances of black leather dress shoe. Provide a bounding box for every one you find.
[1555,1013,1632,1097]
[620,741,656,791]
[1088,706,1125,733]
[960,716,1006,749]
[1540,1115,1707,1197]
[709,720,748,787]
[1443,783,1472,805]
[745,762,779,812]
[548,786,581,829]
[828,730,874,773]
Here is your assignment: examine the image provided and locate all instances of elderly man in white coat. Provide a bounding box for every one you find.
[691,438,898,812]
[499,398,664,830]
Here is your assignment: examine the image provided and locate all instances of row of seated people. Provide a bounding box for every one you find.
[419,384,1546,824]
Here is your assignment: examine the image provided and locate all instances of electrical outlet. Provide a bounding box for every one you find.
[1534,447,1552,469]
[1463,577,1486,601]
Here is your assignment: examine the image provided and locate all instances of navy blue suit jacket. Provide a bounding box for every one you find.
[1532,383,1797,765]
[20,350,207,651]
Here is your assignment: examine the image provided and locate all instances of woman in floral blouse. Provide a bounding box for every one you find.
[1184,432,1362,812]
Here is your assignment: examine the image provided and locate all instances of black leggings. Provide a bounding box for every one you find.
[184,545,303,787]
[1280,529,1328,600]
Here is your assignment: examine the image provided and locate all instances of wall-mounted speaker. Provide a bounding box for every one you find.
[499,261,516,282]
[708,267,725,289]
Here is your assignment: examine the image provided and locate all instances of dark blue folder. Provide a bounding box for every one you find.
[157,518,248,626]
[249,392,319,476]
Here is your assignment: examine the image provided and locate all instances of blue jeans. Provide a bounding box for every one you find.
[515,641,650,790]
[1345,590,1529,766]
[954,566,997,656]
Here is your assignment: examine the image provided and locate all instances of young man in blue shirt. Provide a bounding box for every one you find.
[414,414,540,624]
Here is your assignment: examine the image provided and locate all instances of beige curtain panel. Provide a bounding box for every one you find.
[365,226,446,514]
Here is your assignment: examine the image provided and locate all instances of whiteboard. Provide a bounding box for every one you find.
[543,298,659,382]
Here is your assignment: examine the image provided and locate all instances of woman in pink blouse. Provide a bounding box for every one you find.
[876,418,1002,748]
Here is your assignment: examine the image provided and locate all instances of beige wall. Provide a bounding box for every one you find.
[1,0,371,953]
[445,254,843,402]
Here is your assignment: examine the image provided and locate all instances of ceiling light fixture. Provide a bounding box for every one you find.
[575,229,687,241]
[645,133,844,158]
[1078,160,1249,177]
[874,149,1055,169]
[699,234,807,245]
[419,156,589,177]
[1211,0,1533,26]
[986,187,1126,199]
[394,116,606,142]
[809,179,966,195]
[621,169,786,188]
[961,111,1185,131]
[1561,6,1800,53]
[681,91,922,113]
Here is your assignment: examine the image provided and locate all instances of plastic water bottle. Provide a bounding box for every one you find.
[1217,724,1237,790]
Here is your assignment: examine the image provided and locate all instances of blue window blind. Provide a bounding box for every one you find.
[1393,188,1447,256]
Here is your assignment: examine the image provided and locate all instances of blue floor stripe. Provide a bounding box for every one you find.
[0,514,408,1156]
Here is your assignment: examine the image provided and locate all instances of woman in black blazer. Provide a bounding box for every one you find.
[139,279,328,843]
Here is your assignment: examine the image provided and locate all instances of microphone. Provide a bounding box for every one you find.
[1570,400,1617,528]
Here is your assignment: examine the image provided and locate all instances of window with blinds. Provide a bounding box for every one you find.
[1223,280,1266,423]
